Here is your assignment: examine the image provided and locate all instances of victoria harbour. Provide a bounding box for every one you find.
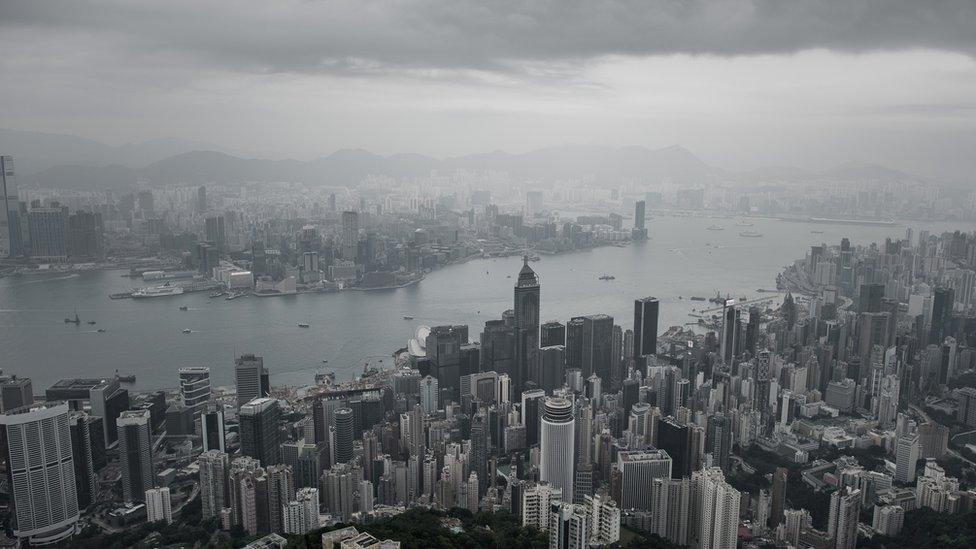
[2,216,968,391]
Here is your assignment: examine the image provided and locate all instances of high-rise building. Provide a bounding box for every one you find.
[283,487,320,535]
[521,388,546,446]
[633,297,659,359]
[0,156,24,258]
[649,477,692,546]
[540,397,575,503]
[706,413,732,473]
[872,505,904,537]
[519,481,562,531]
[201,402,226,452]
[633,200,647,240]
[514,256,541,394]
[199,450,230,519]
[266,464,295,534]
[0,403,80,545]
[420,375,439,413]
[827,486,861,549]
[28,206,69,260]
[235,354,270,407]
[67,210,103,258]
[333,406,355,465]
[197,185,207,212]
[567,314,614,381]
[0,375,33,412]
[657,417,690,478]
[895,434,920,484]
[616,449,672,510]
[693,467,740,549]
[205,215,226,252]
[178,366,211,413]
[239,397,281,466]
[541,321,566,347]
[930,286,954,345]
[341,210,359,261]
[769,467,788,528]
[145,487,173,524]
[548,501,589,549]
[68,412,98,510]
[117,409,155,502]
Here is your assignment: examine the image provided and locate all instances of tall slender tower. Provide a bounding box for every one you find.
[540,397,575,503]
[0,156,22,258]
[633,297,659,360]
[514,256,541,394]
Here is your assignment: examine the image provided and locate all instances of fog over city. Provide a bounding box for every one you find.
[3,3,976,549]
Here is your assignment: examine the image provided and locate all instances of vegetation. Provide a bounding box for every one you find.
[617,526,687,548]
[859,508,976,548]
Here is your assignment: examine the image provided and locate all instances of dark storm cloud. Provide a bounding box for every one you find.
[2,0,975,77]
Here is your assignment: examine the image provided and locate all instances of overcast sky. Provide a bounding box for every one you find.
[1,0,975,181]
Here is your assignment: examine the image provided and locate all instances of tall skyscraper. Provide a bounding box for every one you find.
[178,366,211,413]
[541,320,566,347]
[633,297,659,359]
[0,403,80,545]
[28,205,69,259]
[514,256,541,394]
[617,449,673,510]
[930,286,954,344]
[239,397,281,466]
[769,467,788,528]
[657,417,690,478]
[201,402,226,452]
[633,200,647,240]
[420,375,439,414]
[567,314,614,381]
[694,467,740,549]
[895,434,920,483]
[0,375,33,412]
[0,156,23,258]
[341,210,359,261]
[827,486,861,549]
[145,487,173,524]
[540,397,575,503]
[117,409,155,502]
[333,406,354,465]
[197,185,207,212]
[522,388,546,446]
[68,412,98,510]
[235,354,270,407]
[199,450,230,519]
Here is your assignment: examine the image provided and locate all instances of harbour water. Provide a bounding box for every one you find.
[1,216,971,391]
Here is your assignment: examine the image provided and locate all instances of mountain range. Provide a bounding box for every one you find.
[1,128,924,190]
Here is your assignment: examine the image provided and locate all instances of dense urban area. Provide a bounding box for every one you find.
[3,150,976,549]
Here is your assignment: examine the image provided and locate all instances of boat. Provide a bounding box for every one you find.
[298,322,310,328]
[97,328,106,333]
[599,274,615,280]
[403,315,414,320]
[64,311,80,324]
[209,290,225,298]
[179,306,188,311]
[736,221,754,227]
[739,231,763,238]
[86,320,97,325]
[131,284,185,298]
[690,296,706,301]
[182,328,192,334]
[321,359,329,364]
[706,225,724,231]
[810,230,824,234]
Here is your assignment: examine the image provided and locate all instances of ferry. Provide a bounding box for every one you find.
[86,320,97,325]
[298,322,310,328]
[179,306,188,311]
[182,328,192,334]
[97,328,107,333]
[739,231,763,238]
[599,274,615,280]
[131,285,185,298]
[403,315,414,320]
[706,225,725,231]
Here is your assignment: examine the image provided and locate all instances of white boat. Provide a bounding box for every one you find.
[706,225,724,231]
[182,328,192,334]
[131,285,185,298]
[739,231,764,238]
[298,322,310,328]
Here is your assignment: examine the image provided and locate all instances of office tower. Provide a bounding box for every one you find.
[145,487,173,524]
[197,185,207,211]
[341,210,359,260]
[239,397,281,466]
[540,345,567,392]
[769,467,788,528]
[720,305,741,363]
[0,403,80,545]
[522,389,545,446]
[332,406,355,465]
[657,417,690,478]
[178,366,211,413]
[633,297,659,359]
[205,215,226,251]
[918,422,949,459]
[858,283,885,313]
[649,477,692,546]
[694,467,740,549]
[201,402,226,452]
[827,486,861,549]
[548,501,589,549]
[542,321,566,347]
[0,375,33,412]
[706,414,732,473]
[930,286,954,344]
[282,439,324,489]
[872,505,904,537]
[235,354,270,407]
[68,412,97,510]
[426,324,467,400]
[617,449,672,510]
[420,375,439,413]
[66,210,103,258]
[567,314,614,380]
[470,412,489,496]
[514,256,541,394]
[540,397,575,503]
[0,156,23,257]
[858,312,890,359]
[283,487,319,535]
[266,464,295,534]
[118,409,154,502]
[633,200,647,240]
[28,205,69,259]
[200,450,230,519]
[895,434,920,483]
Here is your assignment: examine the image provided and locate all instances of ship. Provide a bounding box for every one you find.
[403,315,414,320]
[86,320,97,325]
[179,306,188,311]
[131,285,185,298]
[142,270,196,281]
[706,225,725,231]
[690,296,706,301]
[97,328,106,333]
[599,274,615,280]
[810,230,824,234]
[64,311,80,324]
[298,322,310,328]
[182,328,192,334]
[739,231,763,238]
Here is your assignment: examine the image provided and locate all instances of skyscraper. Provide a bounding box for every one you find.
[420,375,439,414]
[694,467,740,549]
[235,354,270,407]
[567,314,614,381]
[930,286,954,344]
[145,487,173,524]
[178,366,211,413]
[68,412,98,510]
[769,467,788,528]
[827,486,861,549]
[199,450,230,519]
[201,402,226,452]
[657,417,691,478]
[0,403,80,545]
[514,256,541,394]
[633,297,659,360]
[239,397,281,466]
[540,397,575,503]
[0,375,33,412]
[633,200,647,240]
[333,406,355,465]
[617,449,673,510]
[28,205,69,260]
[895,434,920,483]
[118,409,155,502]
[0,156,23,258]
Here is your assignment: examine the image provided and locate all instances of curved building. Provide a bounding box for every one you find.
[333,407,355,464]
[539,396,575,503]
